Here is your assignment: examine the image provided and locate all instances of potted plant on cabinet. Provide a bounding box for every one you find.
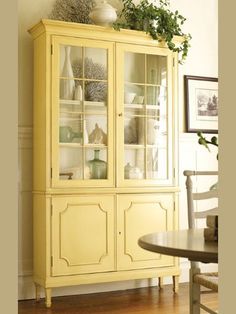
[113,0,191,63]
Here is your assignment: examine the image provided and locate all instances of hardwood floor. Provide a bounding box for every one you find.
[18,283,218,314]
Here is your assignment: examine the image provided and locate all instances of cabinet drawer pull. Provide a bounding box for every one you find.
[118,112,123,117]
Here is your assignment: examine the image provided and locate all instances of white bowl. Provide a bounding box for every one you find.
[124,92,136,104]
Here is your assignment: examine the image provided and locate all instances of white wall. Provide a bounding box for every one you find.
[18,0,218,300]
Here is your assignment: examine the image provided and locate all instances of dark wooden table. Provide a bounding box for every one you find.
[139,229,218,314]
[138,229,218,263]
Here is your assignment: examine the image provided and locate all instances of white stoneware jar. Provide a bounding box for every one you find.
[89,0,117,26]
[129,167,143,179]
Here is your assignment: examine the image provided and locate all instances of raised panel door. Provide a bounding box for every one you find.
[117,193,175,270]
[51,195,115,276]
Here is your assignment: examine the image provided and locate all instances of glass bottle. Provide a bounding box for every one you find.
[124,162,132,179]
[60,46,75,100]
[87,150,107,179]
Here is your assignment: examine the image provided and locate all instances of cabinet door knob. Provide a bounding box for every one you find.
[118,112,123,117]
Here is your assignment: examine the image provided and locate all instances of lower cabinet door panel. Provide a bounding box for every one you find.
[51,195,115,276]
[117,193,175,270]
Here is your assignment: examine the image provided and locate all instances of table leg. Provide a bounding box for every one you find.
[158,277,163,290]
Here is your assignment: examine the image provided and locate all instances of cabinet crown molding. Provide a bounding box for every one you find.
[28,19,183,47]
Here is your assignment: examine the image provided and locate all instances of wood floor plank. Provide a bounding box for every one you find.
[18,283,218,314]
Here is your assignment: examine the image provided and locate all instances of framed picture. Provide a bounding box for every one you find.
[184,75,218,133]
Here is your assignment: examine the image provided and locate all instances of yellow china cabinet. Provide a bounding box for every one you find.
[29,19,180,307]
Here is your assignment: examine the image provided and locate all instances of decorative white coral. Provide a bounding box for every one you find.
[72,57,107,80]
[49,0,93,24]
[72,57,107,102]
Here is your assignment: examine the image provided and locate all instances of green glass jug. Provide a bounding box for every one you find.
[88,150,107,179]
[59,126,82,143]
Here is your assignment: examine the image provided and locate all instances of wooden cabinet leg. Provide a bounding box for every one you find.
[35,283,41,302]
[45,288,52,308]
[158,277,164,290]
[173,275,179,293]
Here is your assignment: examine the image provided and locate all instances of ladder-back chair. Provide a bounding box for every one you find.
[184,170,218,314]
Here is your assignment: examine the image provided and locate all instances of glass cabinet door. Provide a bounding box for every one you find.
[51,37,114,187]
[116,44,174,186]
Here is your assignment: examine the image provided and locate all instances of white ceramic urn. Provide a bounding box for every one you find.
[89,0,117,26]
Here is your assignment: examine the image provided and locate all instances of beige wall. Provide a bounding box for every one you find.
[18,0,218,299]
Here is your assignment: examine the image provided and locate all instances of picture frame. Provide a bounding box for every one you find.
[184,75,218,133]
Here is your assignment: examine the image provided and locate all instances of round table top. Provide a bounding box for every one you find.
[138,229,218,263]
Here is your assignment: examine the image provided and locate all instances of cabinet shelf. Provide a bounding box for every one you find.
[60,100,107,116]
[60,110,107,116]
[60,99,107,107]
[124,81,167,88]
[84,144,107,148]
[124,144,145,149]
[124,104,161,109]
[124,115,167,120]
[59,143,107,148]
[60,77,107,83]
[59,142,82,148]
[124,143,166,149]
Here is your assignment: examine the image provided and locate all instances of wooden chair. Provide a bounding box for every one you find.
[183,170,218,314]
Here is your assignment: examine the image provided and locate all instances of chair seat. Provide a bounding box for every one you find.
[194,272,218,292]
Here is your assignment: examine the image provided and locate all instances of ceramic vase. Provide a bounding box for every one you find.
[89,0,117,26]
[74,84,83,101]
[60,46,75,100]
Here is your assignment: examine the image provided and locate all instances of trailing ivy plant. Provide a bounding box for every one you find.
[197,132,218,190]
[113,0,191,63]
[197,131,218,160]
